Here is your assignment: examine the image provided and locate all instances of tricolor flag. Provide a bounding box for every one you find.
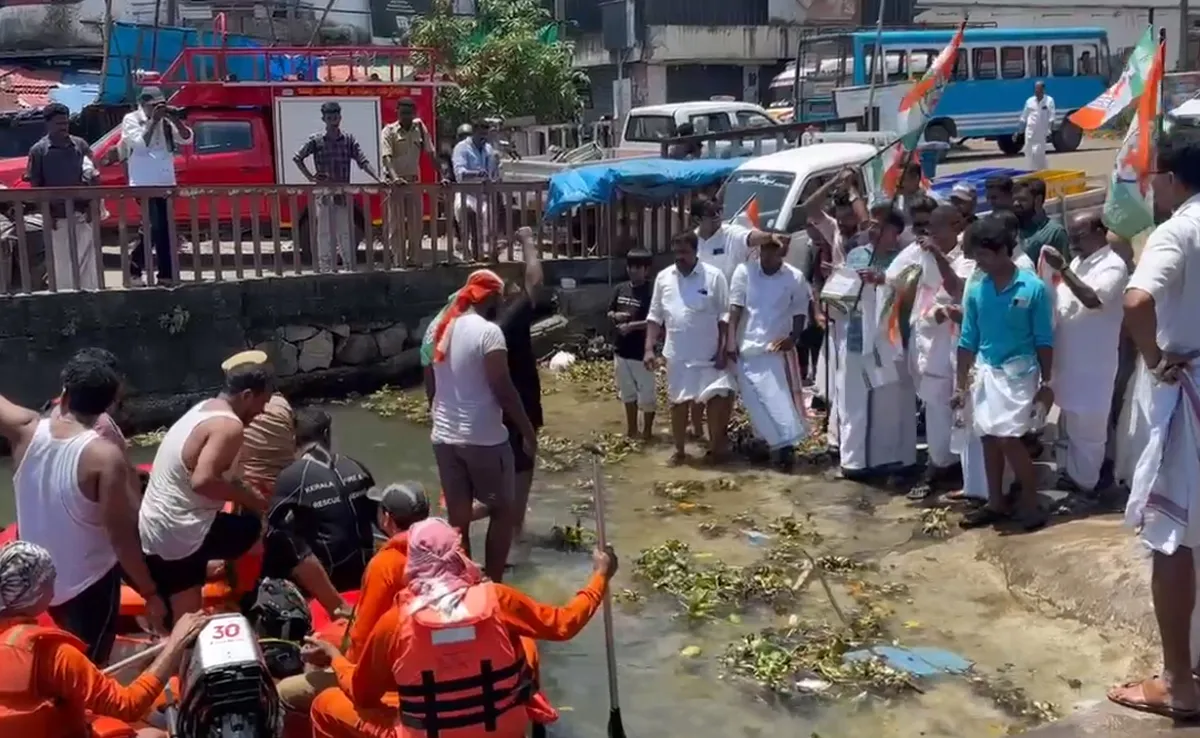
[1103,38,1165,239]
[730,196,761,230]
[878,20,966,198]
[1069,27,1157,131]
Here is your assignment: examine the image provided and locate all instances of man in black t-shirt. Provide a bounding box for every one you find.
[609,249,657,439]
[262,407,376,615]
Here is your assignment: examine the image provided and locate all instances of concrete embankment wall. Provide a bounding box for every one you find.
[0,258,628,434]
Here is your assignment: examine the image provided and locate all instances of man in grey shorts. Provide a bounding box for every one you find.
[425,269,538,581]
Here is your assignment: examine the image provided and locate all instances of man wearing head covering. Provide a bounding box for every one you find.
[424,269,537,582]
[120,86,191,286]
[0,540,207,736]
[949,181,978,226]
[3,356,163,664]
[275,482,432,714]
[225,350,296,491]
[306,518,617,738]
[262,407,375,619]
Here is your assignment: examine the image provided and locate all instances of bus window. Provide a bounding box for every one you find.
[883,47,908,82]
[1028,46,1048,78]
[1077,43,1099,76]
[910,49,935,79]
[1000,46,1026,79]
[1052,45,1076,76]
[973,48,998,80]
[951,49,969,80]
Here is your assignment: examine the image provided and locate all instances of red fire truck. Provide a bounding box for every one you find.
[0,43,449,250]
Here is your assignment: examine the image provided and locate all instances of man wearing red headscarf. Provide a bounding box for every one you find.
[422,269,538,582]
[304,518,618,738]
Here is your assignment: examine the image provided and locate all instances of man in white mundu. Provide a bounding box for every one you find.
[829,208,918,478]
[1109,130,1200,718]
[887,204,969,498]
[726,236,812,471]
[139,362,274,621]
[645,231,737,465]
[1044,213,1129,496]
[1018,81,1055,171]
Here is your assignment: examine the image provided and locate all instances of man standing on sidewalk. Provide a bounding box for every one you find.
[294,101,380,272]
[26,103,100,291]
[121,87,190,286]
[381,97,437,265]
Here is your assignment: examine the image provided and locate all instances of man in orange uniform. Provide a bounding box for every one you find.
[306,517,618,738]
[276,481,432,713]
[0,540,208,738]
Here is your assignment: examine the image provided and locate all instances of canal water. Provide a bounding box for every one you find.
[0,395,1147,738]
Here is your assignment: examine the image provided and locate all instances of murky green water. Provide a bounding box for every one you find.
[0,404,1143,737]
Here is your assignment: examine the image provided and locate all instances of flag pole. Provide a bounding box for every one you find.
[1159,26,1169,138]
[864,0,887,130]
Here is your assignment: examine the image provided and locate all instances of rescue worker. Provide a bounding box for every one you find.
[305,517,618,738]
[1018,81,1055,171]
[275,482,432,714]
[0,540,207,738]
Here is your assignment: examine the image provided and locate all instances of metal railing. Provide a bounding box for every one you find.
[0,181,701,294]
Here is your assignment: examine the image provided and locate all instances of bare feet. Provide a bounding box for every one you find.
[668,450,688,466]
[1108,675,1200,719]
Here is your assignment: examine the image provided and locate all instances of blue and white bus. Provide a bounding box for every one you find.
[767,27,1112,154]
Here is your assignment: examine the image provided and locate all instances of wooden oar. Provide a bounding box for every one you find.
[585,445,627,738]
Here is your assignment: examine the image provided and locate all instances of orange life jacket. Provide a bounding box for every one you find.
[391,583,533,738]
[0,620,134,738]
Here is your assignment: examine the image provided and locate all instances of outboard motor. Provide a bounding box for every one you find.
[177,613,282,738]
[246,578,312,680]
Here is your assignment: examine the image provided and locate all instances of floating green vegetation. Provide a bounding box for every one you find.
[919,507,953,538]
[968,673,1060,726]
[129,428,167,447]
[360,386,430,425]
[546,518,596,552]
[538,432,643,472]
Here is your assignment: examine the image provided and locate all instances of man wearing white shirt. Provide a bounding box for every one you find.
[691,197,782,283]
[1109,128,1200,719]
[120,87,191,286]
[726,237,811,471]
[1017,81,1055,171]
[645,231,737,465]
[1045,213,1129,497]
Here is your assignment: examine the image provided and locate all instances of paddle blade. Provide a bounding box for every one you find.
[608,708,627,738]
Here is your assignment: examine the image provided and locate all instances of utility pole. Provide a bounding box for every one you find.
[1182,0,1191,71]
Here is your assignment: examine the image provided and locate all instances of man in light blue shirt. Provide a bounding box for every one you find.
[450,121,500,258]
[954,214,1054,532]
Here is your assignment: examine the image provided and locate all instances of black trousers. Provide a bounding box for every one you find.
[130,197,174,280]
[48,565,123,665]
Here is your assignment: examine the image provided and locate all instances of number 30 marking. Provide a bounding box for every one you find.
[211,622,241,640]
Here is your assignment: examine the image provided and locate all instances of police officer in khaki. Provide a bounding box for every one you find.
[381,97,437,265]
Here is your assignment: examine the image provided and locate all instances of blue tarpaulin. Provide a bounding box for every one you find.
[99,22,264,105]
[544,157,749,218]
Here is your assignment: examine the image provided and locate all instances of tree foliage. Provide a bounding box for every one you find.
[411,0,588,130]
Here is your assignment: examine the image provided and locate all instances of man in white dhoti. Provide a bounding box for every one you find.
[890,205,969,499]
[954,216,1054,531]
[1045,213,1129,500]
[830,208,918,479]
[1108,129,1200,719]
[1017,81,1055,172]
[726,236,812,472]
[645,231,738,466]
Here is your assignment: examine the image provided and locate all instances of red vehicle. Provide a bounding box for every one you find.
[0,44,448,251]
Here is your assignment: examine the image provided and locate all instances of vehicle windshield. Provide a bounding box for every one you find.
[624,115,676,142]
[767,83,794,108]
[721,170,795,229]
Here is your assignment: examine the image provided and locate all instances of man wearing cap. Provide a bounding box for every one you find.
[381,97,438,264]
[948,182,978,227]
[293,101,379,273]
[275,481,432,714]
[263,407,377,617]
[120,86,191,286]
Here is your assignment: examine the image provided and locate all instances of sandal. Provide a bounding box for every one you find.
[668,451,688,466]
[1012,506,1048,532]
[1053,493,1100,517]
[906,483,934,501]
[1108,677,1200,720]
[960,506,1010,529]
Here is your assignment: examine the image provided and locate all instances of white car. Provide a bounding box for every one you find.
[621,100,783,156]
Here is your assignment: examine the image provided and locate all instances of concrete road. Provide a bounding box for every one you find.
[940,136,1120,182]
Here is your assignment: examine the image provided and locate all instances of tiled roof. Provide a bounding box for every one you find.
[0,66,63,110]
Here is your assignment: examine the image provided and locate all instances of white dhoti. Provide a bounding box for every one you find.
[917,374,956,468]
[1024,140,1048,172]
[1125,362,1200,554]
[666,360,735,405]
[815,326,840,448]
[972,362,1041,438]
[737,350,808,450]
[1057,409,1111,491]
[836,351,918,472]
[49,212,99,291]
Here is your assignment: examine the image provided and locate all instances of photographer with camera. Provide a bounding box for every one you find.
[120,86,191,287]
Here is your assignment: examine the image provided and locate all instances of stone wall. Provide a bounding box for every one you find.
[0,257,637,434]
